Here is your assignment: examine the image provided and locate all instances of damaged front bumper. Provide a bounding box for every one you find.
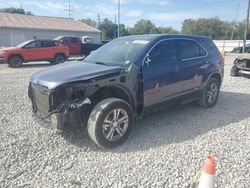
[234,55,250,77]
[31,97,91,129]
[239,69,250,76]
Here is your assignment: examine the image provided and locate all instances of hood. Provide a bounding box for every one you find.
[237,53,250,60]
[31,61,122,89]
[0,47,19,52]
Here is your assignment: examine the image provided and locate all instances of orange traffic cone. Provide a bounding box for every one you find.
[197,155,216,188]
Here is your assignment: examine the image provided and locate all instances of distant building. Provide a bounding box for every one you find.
[0,12,101,47]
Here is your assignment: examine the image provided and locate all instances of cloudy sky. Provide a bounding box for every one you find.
[0,0,248,30]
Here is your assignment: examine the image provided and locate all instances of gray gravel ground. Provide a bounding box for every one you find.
[0,56,249,188]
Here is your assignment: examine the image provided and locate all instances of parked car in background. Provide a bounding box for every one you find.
[81,36,94,43]
[231,44,250,53]
[231,53,250,77]
[55,36,103,57]
[29,34,224,148]
[0,39,69,68]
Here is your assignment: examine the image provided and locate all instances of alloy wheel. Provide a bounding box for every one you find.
[207,83,218,104]
[102,108,129,142]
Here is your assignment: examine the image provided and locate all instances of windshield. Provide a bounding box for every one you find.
[85,38,149,66]
[16,40,33,48]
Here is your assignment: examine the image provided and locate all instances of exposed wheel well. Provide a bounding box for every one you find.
[8,54,24,62]
[83,86,133,119]
[54,53,66,59]
[89,86,131,107]
[211,73,222,86]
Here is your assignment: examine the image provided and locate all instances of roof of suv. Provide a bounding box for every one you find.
[119,34,211,41]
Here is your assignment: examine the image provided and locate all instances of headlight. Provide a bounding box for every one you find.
[0,51,5,55]
[238,60,246,66]
[65,84,85,100]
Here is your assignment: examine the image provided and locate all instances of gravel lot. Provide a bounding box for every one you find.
[0,56,249,188]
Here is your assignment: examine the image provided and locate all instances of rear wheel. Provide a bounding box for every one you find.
[87,98,133,149]
[51,54,65,65]
[8,55,23,68]
[198,78,220,108]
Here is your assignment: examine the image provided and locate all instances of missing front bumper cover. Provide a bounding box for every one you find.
[32,98,91,129]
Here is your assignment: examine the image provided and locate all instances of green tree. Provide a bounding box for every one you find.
[118,24,130,37]
[181,17,236,40]
[0,7,33,15]
[80,18,97,28]
[129,19,156,35]
[232,21,250,40]
[156,27,179,34]
[98,18,116,40]
[181,17,250,40]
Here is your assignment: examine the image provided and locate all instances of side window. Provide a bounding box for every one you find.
[41,41,54,47]
[71,37,78,43]
[36,41,42,48]
[149,40,178,65]
[179,40,206,59]
[25,41,37,48]
[63,37,71,44]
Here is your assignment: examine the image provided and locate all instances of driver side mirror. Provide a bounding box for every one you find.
[144,53,151,67]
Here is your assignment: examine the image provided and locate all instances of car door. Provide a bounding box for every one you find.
[178,39,208,92]
[70,37,81,54]
[38,41,56,59]
[143,39,182,107]
[63,37,73,54]
[22,41,38,60]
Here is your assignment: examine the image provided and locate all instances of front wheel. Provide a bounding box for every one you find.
[8,55,23,68]
[230,65,240,77]
[51,54,66,65]
[198,78,220,108]
[87,98,133,149]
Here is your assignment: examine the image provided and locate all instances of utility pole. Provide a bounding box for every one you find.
[115,15,117,38]
[243,0,250,52]
[64,0,73,18]
[231,3,240,40]
[117,0,120,38]
[97,14,101,28]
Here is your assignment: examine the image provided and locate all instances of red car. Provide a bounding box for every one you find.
[0,39,70,68]
[55,36,81,55]
[55,36,103,57]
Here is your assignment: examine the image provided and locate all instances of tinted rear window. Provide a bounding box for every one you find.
[71,38,78,43]
[179,39,206,59]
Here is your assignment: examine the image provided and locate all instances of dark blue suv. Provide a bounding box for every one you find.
[28,34,224,148]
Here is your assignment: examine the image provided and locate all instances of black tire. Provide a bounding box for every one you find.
[87,98,133,149]
[230,65,240,77]
[8,55,23,68]
[198,78,220,108]
[51,54,66,65]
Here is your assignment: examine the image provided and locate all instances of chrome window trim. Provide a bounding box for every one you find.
[142,37,208,67]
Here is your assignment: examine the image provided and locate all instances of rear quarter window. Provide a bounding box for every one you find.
[199,38,220,55]
[71,38,78,43]
[179,39,207,59]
